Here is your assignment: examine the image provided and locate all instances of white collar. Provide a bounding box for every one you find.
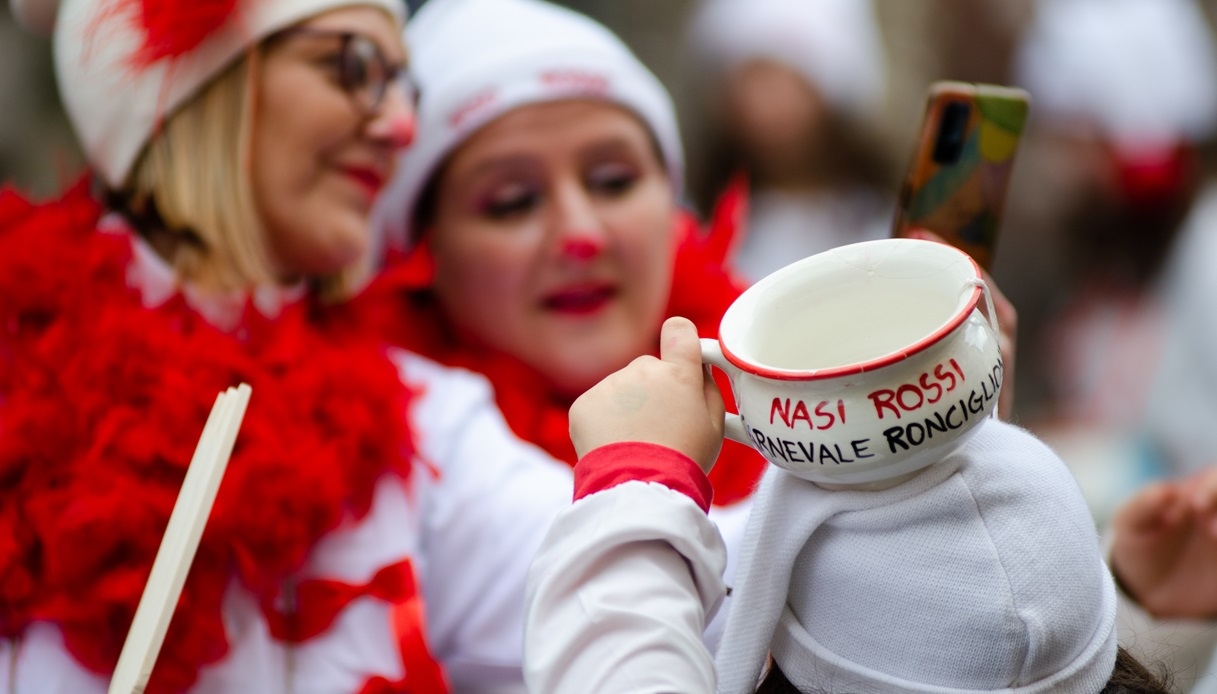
[101,213,309,332]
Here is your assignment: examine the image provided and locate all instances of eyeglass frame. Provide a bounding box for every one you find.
[268,26,417,117]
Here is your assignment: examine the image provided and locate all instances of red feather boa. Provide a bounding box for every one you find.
[0,181,417,692]
[348,179,767,507]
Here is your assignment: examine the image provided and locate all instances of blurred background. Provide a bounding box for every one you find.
[7,0,1217,565]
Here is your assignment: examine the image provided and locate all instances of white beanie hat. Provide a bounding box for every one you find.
[10,0,404,189]
[689,0,887,119]
[1015,0,1217,154]
[371,0,684,250]
[716,418,1118,694]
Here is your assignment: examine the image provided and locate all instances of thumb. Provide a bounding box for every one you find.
[1115,482,1184,535]
[659,316,703,375]
[904,227,945,244]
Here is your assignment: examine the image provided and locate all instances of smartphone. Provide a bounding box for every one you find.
[892,81,1030,271]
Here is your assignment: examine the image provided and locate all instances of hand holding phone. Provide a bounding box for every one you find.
[892,81,1030,270]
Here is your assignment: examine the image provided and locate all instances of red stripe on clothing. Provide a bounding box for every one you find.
[356,559,451,694]
[574,442,713,512]
[263,561,415,643]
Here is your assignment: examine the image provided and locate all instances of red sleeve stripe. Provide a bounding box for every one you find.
[573,442,713,513]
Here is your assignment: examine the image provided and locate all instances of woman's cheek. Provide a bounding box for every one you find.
[468,236,536,299]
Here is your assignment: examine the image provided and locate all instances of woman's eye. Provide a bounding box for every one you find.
[341,54,370,89]
[319,54,347,80]
[343,40,378,89]
[480,185,540,219]
[587,164,638,196]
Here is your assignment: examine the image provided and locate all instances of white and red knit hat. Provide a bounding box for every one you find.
[10,0,405,189]
[371,0,683,251]
[716,419,1118,693]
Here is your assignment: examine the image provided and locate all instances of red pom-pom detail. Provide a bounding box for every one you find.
[135,0,239,63]
[91,0,242,68]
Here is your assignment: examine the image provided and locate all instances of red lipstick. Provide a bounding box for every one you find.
[542,283,616,316]
[341,167,387,198]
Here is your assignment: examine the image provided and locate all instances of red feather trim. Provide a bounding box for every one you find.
[350,184,767,507]
[0,181,418,692]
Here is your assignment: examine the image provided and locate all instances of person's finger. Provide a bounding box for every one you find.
[979,268,1018,418]
[983,268,1018,334]
[981,269,1018,348]
[659,316,703,377]
[904,228,1017,342]
[1189,466,1217,514]
[1163,489,1189,527]
[1115,482,1183,534]
[703,365,726,427]
[903,228,944,244]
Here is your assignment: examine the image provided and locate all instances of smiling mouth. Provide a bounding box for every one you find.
[542,284,616,315]
[341,167,387,198]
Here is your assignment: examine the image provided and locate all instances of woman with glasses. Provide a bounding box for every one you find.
[0,0,570,691]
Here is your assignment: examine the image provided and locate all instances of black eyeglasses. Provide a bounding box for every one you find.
[273,27,416,116]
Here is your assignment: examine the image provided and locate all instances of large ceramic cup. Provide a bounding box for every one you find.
[702,238,1003,488]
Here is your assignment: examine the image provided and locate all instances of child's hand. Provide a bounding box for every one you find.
[1110,467,1217,619]
[569,317,725,473]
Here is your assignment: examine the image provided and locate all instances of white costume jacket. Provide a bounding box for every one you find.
[0,188,572,693]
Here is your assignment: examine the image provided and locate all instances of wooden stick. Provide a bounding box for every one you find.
[107,383,252,694]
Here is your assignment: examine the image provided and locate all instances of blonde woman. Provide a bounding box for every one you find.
[0,0,569,691]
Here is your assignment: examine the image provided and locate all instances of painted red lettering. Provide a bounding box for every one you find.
[448,89,497,128]
[771,397,792,427]
[919,372,944,404]
[814,400,835,429]
[868,389,901,419]
[950,358,965,381]
[934,363,957,392]
[896,384,924,411]
[791,400,813,428]
[540,70,610,93]
[772,398,820,429]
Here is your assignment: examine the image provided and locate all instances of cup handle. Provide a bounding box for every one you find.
[700,339,752,446]
[967,277,1001,420]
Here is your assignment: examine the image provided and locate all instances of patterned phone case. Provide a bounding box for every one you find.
[892,81,1030,271]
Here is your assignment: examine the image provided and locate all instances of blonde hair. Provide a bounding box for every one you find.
[123,49,361,299]
[125,52,278,292]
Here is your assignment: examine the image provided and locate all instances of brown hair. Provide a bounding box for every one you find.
[681,56,895,221]
[689,107,893,216]
[755,647,1173,694]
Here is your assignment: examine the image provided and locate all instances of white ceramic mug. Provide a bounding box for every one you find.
[703,238,1002,488]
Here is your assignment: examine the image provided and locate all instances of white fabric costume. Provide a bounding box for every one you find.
[526,418,1217,693]
[0,232,574,693]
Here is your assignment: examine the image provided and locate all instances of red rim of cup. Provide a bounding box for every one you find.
[717,247,985,382]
